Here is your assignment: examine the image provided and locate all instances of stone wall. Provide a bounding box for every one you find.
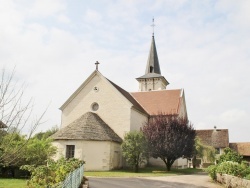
[216,173,250,188]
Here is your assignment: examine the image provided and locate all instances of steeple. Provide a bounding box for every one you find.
[136,20,169,92]
[145,36,161,75]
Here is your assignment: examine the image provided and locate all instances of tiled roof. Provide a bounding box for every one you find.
[130,89,182,115]
[0,121,7,128]
[107,79,148,115]
[51,112,122,143]
[229,142,250,156]
[196,129,229,148]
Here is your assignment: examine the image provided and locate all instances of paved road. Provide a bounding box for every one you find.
[88,174,223,188]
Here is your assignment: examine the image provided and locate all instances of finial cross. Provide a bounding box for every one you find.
[151,18,155,36]
[95,61,100,71]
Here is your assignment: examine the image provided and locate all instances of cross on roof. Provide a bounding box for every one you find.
[151,18,155,36]
[95,61,100,71]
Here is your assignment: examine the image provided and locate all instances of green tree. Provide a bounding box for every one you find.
[24,137,57,166]
[193,137,216,168]
[121,131,147,172]
[33,125,59,140]
[0,68,46,167]
[0,132,56,167]
[143,114,195,171]
[0,133,27,167]
[218,147,243,164]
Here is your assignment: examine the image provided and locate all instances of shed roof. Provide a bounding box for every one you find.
[0,121,7,128]
[131,89,182,115]
[196,129,229,148]
[51,112,122,143]
[229,142,250,156]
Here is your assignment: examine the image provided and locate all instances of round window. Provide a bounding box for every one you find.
[91,102,99,111]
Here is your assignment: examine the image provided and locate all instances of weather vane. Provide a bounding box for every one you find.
[151,17,155,36]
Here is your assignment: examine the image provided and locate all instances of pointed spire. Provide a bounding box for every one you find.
[145,35,161,75]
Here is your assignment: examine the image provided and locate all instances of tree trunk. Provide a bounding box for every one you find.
[193,156,196,169]
[134,164,139,173]
[134,156,139,173]
[167,161,172,171]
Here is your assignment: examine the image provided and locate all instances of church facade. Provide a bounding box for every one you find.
[51,35,188,170]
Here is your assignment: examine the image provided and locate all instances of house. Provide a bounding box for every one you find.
[229,142,250,162]
[51,34,188,170]
[196,127,229,155]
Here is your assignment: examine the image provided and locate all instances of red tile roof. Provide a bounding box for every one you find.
[130,89,182,115]
[229,142,250,156]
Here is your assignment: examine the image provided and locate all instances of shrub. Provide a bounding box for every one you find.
[215,161,250,180]
[206,165,217,180]
[245,174,250,180]
[218,147,242,164]
[21,158,84,188]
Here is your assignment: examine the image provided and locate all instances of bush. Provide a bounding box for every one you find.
[216,161,247,178]
[245,174,250,180]
[21,158,84,188]
[206,161,250,181]
[218,147,242,164]
[206,165,217,180]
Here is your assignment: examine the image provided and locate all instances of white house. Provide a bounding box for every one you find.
[51,34,188,170]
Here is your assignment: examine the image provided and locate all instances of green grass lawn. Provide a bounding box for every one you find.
[0,178,27,188]
[85,167,203,177]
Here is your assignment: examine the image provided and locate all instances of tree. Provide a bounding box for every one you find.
[0,68,46,167]
[193,137,216,168]
[218,147,243,164]
[33,125,59,140]
[24,137,57,166]
[142,114,195,171]
[121,131,147,172]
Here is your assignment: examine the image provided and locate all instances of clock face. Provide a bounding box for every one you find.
[91,103,99,111]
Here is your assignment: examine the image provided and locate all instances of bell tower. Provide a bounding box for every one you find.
[136,21,169,91]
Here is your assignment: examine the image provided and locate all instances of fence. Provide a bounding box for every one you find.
[57,164,84,188]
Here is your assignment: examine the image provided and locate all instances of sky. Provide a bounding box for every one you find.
[0,0,249,142]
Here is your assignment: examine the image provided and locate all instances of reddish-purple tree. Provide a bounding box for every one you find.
[142,114,195,171]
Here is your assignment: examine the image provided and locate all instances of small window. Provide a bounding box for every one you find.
[66,145,75,159]
[150,66,154,73]
[215,148,220,154]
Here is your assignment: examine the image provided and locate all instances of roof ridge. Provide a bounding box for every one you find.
[106,78,148,115]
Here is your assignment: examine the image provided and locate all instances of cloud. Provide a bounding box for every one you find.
[28,0,66,18]
[0,0,249,142]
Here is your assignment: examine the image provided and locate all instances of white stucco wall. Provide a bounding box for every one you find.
[178,92,188,119]
[130,108,148,131]
[61,72,132,139]
[52,140,122,171]
[148,157,188,169]
[138,78,167,91]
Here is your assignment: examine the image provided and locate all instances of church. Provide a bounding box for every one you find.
[51,33,188,171]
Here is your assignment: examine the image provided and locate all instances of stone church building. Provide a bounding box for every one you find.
[51,34,188,170]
